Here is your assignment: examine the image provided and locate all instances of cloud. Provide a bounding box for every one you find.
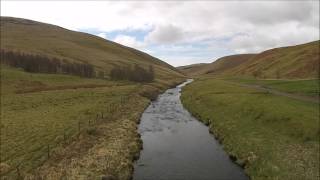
[97,33,107,39]
[227,1,316,25]
[113,35,146,49]
[146,24,185,44]
[148,43,233,67]
[228,21,319,53]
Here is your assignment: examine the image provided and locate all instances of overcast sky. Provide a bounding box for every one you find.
[1,1,319,66]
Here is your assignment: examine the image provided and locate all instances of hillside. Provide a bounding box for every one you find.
[178,54,255,76]
[179,41,319,79]
[231,41,320,79]
[177,63,208,76]
[0,17,183,81]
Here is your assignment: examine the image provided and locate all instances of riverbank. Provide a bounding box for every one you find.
[181,77,319,180]
[0,66,185,179]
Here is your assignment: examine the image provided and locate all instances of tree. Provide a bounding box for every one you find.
[0,49,96,78]
[109,64,154,82]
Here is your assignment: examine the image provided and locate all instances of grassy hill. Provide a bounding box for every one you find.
[0,16,183,82]
[178,54,255,76]
[231,41,320,79]
[177,63,209,76]
[179,41,319,79]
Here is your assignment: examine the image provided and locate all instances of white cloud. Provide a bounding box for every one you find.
[97,33,107,39]
[1,1,155,32]
[113,35,146,49]
[229,21,319,53]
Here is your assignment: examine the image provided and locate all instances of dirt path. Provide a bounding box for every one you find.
[15,84,125,94]
[235,83,319,104]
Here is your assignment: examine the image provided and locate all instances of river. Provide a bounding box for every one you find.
[133,79,248,180]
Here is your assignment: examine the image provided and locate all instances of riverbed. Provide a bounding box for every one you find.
[133,79,248,180]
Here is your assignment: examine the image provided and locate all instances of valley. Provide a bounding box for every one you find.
[0,14,319,180]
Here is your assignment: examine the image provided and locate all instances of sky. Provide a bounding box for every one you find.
[1,1,319,67]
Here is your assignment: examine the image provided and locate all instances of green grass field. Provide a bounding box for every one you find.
[181,78,319,180]
[0,66,184,179]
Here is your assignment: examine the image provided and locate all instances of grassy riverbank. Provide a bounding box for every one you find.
[0,66,184,179]
[181,77,319,180]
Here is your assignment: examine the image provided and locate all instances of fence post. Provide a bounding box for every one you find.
[78,121,81,133]
[16,164,21,179]
[63,131,66,142]
[47,144,50,158]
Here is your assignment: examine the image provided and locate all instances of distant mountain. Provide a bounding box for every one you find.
[0,17,184,81]
[178,54,255,76]
[178,41,319,79]
[177,63,209,76]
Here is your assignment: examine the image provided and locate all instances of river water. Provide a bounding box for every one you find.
[133,80,248,180]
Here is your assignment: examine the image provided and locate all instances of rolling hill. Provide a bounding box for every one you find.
[179,41,319,79]
[0,16,183,81]
[231,41,319,79]
[177,63,209,76]
[178,54,255,76]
